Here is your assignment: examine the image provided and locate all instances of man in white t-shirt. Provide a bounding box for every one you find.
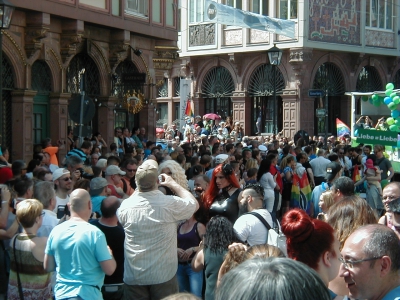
[234,184,273,246]
[52,168,71,214]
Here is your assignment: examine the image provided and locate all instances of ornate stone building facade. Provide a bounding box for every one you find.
[167,0,400,138]
[2,0,179,161]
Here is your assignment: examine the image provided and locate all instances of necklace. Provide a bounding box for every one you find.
[224,185,233,192]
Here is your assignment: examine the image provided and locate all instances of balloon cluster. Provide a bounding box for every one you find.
[381,83,400,132]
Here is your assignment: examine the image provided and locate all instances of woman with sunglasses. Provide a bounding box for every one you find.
[204,164,241,224]
[7,199,52,299]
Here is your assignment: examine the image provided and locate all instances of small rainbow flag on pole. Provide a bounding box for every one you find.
[185,99,194,117]
[336,118,351,137]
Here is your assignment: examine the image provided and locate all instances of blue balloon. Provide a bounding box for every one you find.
[355,129,358,136]
[392,110,400,118]
[384,96,393,105]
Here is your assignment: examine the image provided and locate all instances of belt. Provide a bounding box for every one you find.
[178,260,192,265]
[102,283,124,293]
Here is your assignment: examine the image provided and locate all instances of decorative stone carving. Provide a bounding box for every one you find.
[249,29,269,44]
[153,46,179,70]
[25,26,49,60]
[109,43,129,72]
[60,32,85,66]
[224,29,242,46]
[289,48,313,63]
[366,30,394,48]
[189,24,215,47]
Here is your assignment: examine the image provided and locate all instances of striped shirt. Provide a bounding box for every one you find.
[117,189,196,285]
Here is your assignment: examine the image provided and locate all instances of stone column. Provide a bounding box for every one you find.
[11,90,37,162]
[49,92,71,162]
[140,103,156,141]
[97,96,117,147]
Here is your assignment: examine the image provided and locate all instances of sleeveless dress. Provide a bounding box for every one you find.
[209,189,241,224]
[8,234,52,300]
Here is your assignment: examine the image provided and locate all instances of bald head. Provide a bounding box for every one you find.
[70,188,91,214]
[100,196,121,218]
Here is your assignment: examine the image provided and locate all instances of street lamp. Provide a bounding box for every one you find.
[267,44,282,134]
[0,0,14,146]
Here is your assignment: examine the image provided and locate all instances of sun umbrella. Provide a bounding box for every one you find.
[203,113,221,120]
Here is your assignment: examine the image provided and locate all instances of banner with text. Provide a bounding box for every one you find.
[204,0,295,39]
[356,129,398,147]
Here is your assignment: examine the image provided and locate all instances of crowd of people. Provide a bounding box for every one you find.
[0,115,399,300]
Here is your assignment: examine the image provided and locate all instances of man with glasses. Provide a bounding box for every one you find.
[52,168,72,215]
[233,184,274,246]
[339,224,400,300]
[118,158,137,196]
[105,165,129,199]
[336,147,352,177]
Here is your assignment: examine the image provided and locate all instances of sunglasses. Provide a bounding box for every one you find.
[62,177,72,182]
[126,168,137,172]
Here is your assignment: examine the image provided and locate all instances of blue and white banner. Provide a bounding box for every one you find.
[204,0,295,39]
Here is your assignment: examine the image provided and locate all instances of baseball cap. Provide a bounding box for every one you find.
[90,177,108,196]
[136,159,158,190]
[52,168,70,181]
[105,165,126,176]
[215,154,229,165]
[325,162,341,181]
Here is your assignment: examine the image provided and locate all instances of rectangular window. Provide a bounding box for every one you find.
[157,103,168,124]
[80,0,106,9]
[367,0,393,29]
[152,0,161,23]
[226,0,242,10]
[279,0,297,19]
[166,0,175,26]
[126,0,148,17]
[189,0,204,23]
[250,0,267,16]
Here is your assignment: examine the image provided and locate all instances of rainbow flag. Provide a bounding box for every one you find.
[185,99,194,117]
[352,165,361,182]
[336,118,350,137]
[290,172,312,214]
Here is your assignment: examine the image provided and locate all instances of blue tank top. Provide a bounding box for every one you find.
[177,222,201,252]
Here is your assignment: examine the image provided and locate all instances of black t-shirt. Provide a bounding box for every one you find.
[90,219,125,284]
[302,161,313,184]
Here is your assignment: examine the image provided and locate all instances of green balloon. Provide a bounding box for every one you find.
[394,96,400,104]
[386,83,395,90]
[396,119,400,126]
[386,89,393,96]
[390,92,397,98]
[388,102,397,110]
[372,94,379,101]
[373,101,381,107]
[361,95,368,102]
[387,117,395,125]
[389,124,397,131]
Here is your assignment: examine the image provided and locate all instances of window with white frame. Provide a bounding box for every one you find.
[366,0,393,30]
[250,0,268,16]
[126,0,148,17]
[226,0,242,10]
[189,0,204,23]
[279,0,297,19]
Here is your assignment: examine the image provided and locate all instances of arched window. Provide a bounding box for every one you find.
[312,63,345,135]
[201,66,234,120]
[248,64,285,134]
